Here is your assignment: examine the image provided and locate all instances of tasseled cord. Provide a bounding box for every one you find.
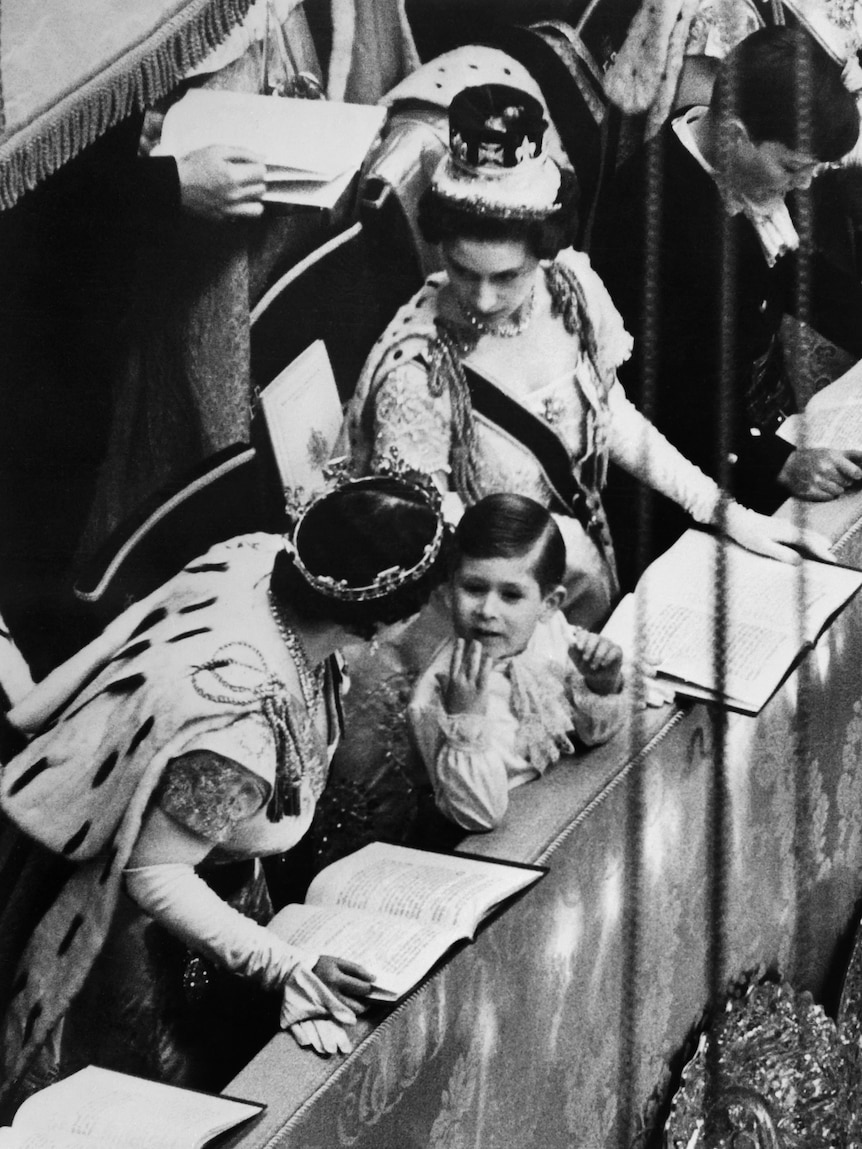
[428,259,605,506]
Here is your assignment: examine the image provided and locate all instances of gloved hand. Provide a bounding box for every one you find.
[290,1018,353,1056]
[124,863,356,1030]
[722,502,833,565]
[280,963,357,1029]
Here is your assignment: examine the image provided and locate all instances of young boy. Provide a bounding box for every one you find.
[408,493,625,832]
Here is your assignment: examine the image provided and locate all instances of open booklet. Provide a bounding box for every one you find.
[777,359,862,450]
[602,529,862,715]
[156,90,387,209]
[268,842,545,1001]
[0,1066,263,1149]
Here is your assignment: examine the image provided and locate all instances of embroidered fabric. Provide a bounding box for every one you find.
[345,248,632,480]
[664,979,862,1148]
[156,752,269,844]
[307,634,439,872]
[373,366,452,477]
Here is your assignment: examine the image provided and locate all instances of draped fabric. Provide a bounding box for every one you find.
[0,0,257,208]
[76,4,331,561]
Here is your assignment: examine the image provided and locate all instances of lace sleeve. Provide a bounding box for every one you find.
[156,750,269,844]
[370,362,453,478]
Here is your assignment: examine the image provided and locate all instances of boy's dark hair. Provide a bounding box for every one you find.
[417,168,579,260]
[712,26,859,162]
[454,493,565,592]
[270,478,451,639]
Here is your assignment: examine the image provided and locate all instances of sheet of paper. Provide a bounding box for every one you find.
[268,903,462,999]
[0,1129,113,1149]
[263,167,357,210]
[778,359,862,448]
[605,530,862,710]
[778,403,862,449]
[14,1067,261,1149]
[157,91,386,180]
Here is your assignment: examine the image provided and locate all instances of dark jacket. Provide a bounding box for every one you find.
[590,113,862,576]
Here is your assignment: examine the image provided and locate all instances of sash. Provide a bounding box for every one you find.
[463,363,604,544]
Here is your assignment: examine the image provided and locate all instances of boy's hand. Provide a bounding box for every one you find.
[569,627,624,695]
[440,638,493,715]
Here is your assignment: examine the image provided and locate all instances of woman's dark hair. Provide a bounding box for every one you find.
[270,477,451,638]
[417,167,579,259]
[454,493,565,592]
[713,27,859,162]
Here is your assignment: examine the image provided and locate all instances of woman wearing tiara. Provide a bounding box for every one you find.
[343,83,831,625]
[0,474,449,1100]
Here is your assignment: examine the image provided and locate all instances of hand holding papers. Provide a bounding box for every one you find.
[602,529,862,714]
[157,90,387,210]
[175,146,267,220]
[776,360,862,498]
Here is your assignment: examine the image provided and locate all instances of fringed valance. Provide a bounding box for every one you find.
[0,0,255,209]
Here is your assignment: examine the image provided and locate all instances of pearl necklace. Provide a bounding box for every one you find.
[457,285,535,338]
[268,590,322,712]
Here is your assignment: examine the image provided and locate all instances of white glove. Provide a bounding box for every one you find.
[722,502,834,565]
[290,1018,353,1056]
[280,963,356,1029]
[124,863,356,1030]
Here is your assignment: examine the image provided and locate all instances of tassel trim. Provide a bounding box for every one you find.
[0,0,256,210]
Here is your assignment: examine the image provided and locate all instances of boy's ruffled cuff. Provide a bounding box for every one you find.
[437,712,490,751]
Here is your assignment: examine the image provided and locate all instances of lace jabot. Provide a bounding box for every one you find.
[672,106,800,267]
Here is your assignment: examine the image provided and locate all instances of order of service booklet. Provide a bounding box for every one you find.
[602,528,862,715]
[156,90,387,210]
[255,339,343,496]
[0,1066,263,1149]
[268,842,545,1001]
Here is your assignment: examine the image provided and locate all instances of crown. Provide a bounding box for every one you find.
[284,461,447,603]
[431,83,562,220]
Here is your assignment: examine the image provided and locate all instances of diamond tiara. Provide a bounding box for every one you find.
[285,468,447,603]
